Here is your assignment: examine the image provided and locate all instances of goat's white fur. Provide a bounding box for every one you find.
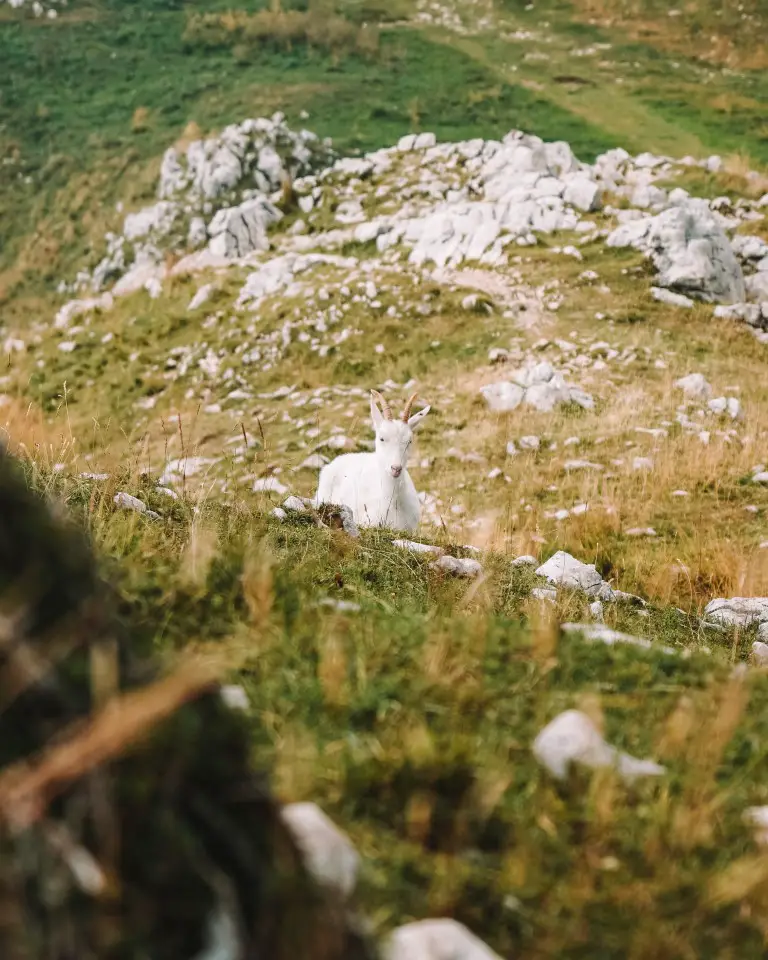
[315,392,430,532]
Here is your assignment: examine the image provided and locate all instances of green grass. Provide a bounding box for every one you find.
[24,464,768,958]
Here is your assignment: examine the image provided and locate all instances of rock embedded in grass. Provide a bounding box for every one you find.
[607,199,745,304]
[392,539,444,557]
[280,802,360,900]
[113,492,159,519]
[753,639,768,665]
[385,919,502,960]
[533,709,666,782]
[431,555,483,578]
[536,551,606,597]
[704,597,768,628]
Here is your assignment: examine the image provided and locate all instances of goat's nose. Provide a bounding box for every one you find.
[390,465,402,478]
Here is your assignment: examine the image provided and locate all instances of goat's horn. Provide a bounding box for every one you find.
[371,389,392,420]
[401,392,418,422]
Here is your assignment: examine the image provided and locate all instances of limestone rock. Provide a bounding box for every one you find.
[674,372,712,399]
[561,622,677,655]
[536,551,603,595]
[280,803,359,899]
[607,200,745,303]
[652,287,694,308]
[431,555,483,578]
[704,597,768,628]
[533,709,666,782]
[207,197,282,258]
[393,539,444,557]
[481,363,593,414]
[752,639,768,666]
[744,806,768,846]
[385,920,502,960]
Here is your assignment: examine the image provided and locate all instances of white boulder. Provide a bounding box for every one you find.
[533,709,666,782]
[674,372,711,399]
[385,920,502,960]
[431,555,483,578]
[207,197,282,258]
[607,200,745,303]
[536,551,604,596]
[704,597,768,628]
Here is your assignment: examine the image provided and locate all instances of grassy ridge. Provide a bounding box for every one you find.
[0,6,615,305]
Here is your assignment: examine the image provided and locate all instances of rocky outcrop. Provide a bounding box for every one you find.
[607,199,746,304]
[480,361,594,413]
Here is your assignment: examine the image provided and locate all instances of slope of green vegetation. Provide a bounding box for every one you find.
[19,463,768,958]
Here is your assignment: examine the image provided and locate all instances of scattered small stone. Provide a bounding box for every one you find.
[743,806,768,846]
[254,477,289,496]
[536,551,604,596]
[318,598,361,613]
[561,622,677,655]
[625,527,657,537]
[651,287,694,308]
[531,587,557,603]
[564,459,603,471]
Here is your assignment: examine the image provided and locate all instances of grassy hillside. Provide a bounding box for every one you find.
[3,0,768,312]
[2,0,768,955]
[22,462,768,958]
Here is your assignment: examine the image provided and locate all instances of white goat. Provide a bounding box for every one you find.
[315,390,430,532]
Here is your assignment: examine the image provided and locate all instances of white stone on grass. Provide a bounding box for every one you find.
[393,539,444,557]
[536,551,603,595]
[531,587,557,603]
[561,622,677,655]
[113,492,160,519]
[431,555,483,578]
[280,803,359,899]
[674,373,712,399]
[752,640,768,666]
[607,199,745,304]
[253,477,289,496]
[705,597,768,628]
[385,920,502,960]
[511,554,538,567]
[652,287,694,308]
[533,709,666,782]
[744,806,768,846]
[220,685,249,711]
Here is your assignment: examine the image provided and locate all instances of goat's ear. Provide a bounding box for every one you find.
[370,395,384,429]
[408,405,431,430]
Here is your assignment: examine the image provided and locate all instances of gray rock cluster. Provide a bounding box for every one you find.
[607,198,745,304]
[480,360,594,413]
[73,114,333,299]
